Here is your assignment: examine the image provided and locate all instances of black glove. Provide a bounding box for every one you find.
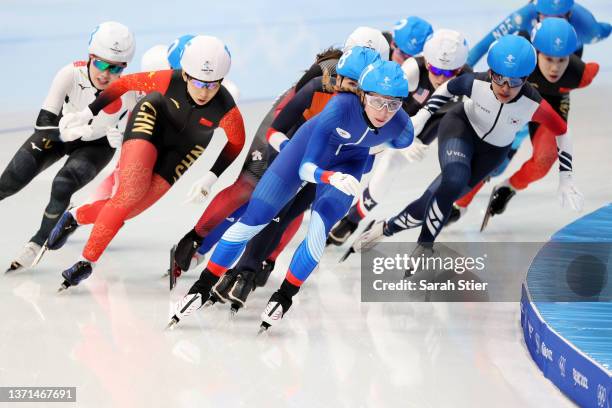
[174,228,204,271]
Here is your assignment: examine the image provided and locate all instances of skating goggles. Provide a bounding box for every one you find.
[490,71,527,88]
[92,58,126,74]
[187,75,221,90]
[427,63,462,78]
[365,93,403,113]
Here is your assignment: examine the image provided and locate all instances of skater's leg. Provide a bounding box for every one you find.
[82,139,158,262]
[268,213,304,262]
[193,172,257,237]
[235,184,315,274]
[0,132,64,200]
[286,185,353,285]
[86,165,120,203]
[417,135,474,243]
[123,174,170,219]
[196,203,248,256]
[214,186,314,309]
[260,183,354,327]
[199,170,301,279]
[455,179,485,208]
[30,144,114,246]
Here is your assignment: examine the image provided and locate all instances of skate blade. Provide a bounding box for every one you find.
[257,322,271,336]
[168,245,177,290]
[480,212,492,232]
[229,305,241,319]
[340,220,375,262]
[339,247,355,263]
[480,198,495,232]
[5,262,23,273]
[480,186,499,232]
[57,281,70,293]
[165,316,179,331]
[31,241,48,268]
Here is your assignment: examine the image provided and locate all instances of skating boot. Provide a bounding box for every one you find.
[47,211,79,250]
[480,184,516,232]
[208,269,240,306]
[258,289,294,334]
[254,259,275,289]
[173,228,204,271]
[166,270,220,328]
[166,293,203,330]
[166,245,182,290]
[445,204,467,227]
[58,261,93,291]
[327,216,359,246]
[228,269,256,316]
[6,242,42,272]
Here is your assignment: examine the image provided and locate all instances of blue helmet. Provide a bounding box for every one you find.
[393,16,433,56]
[531,18,578,57]
[534,0,574,16]
[358,60,409,97]
[337,46,382,81]
[167,34,195,69]
[487,35,537,78]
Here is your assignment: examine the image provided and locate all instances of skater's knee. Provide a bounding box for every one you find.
[0,173,21,199]
[51,161,96,202]
[312,189,352,221]
[305,212,326,260]
[224,221,266,242]
[241,198,281,226]
[231,174,257,203]
[0,150,38,198]
[440,163,470,195]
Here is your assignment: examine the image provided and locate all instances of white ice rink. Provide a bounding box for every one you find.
[1,1,611,407]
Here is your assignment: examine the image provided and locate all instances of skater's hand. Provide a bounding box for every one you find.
[400,138,429,162]
[410,108,432,138]
[59,124,92,142]
[328,172,361,197]
[59,108,94,142]
[558,172,583,211]
[185,171,218,204]
[59,107,94,131]
[105,126,123,149]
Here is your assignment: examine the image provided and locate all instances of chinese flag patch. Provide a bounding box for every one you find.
[199,117,213,127]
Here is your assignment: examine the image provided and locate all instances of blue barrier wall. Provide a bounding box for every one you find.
[522,204,612,408]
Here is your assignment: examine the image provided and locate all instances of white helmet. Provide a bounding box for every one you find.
[88,21,135,63]
[343,26,390,61]
[181,35,231,81]
[423,29,469,70]
[140,44,171,71]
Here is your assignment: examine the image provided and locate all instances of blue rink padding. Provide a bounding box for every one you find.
[521,204,612,408]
